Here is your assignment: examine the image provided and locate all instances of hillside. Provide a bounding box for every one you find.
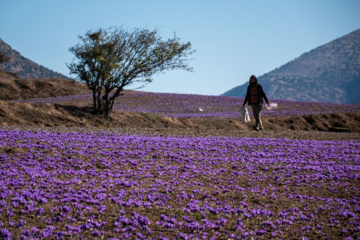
[0,70,359,136]
[1,99,359,138]
[0,69,90,100]
[222,29,360,104]
[0,38,70,79]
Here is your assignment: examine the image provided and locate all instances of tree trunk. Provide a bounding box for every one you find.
[109,98,115,114]
[103,109,110,120]
[102,92,110,120]
[102,88,123,119]
[92,90,97,113]
[95,89,102,114]
[103,101,112,120]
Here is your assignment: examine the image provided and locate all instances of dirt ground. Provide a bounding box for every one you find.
[0,69,359,141]
[0,99,359,141]
[0,69,91,100]
[1,71,360,239]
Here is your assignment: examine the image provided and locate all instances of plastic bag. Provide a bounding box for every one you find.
[265,103,278,110]
[241,107,251,123]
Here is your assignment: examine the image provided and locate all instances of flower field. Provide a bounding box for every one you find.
[15,92,360,118]
[1,129,359,239]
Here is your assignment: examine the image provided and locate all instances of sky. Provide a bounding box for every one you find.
[1,0,360,96]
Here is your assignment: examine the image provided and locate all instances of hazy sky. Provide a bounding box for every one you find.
[1,0,359,95]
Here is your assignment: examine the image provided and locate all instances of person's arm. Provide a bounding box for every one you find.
[243,87,249,107]
[259,85,270,104]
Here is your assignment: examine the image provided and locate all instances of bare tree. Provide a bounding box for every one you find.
[68,26,195,119]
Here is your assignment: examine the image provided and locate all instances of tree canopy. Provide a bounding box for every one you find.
[68,26,195,119]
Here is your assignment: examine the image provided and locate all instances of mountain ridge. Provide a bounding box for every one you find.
[0,38,70,79]
[222,29,360,104]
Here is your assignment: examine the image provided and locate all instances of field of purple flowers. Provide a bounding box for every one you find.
[1,129,359,239]
[15,92,360,118]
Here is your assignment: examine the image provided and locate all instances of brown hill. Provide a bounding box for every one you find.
[0,69,17,80]
[0,69,90,100]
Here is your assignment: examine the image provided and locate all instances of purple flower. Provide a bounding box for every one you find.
[0,228,12,240]
[92,230,101,237]
[256,229,266,236]
[17,219,26,228]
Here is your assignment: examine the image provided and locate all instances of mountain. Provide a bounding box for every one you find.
[222,29,360,104]
[0,38,70,79]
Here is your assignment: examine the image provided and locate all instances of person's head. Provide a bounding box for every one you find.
[249,75,258,85]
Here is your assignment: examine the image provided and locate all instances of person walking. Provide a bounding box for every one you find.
[242,75,270,131]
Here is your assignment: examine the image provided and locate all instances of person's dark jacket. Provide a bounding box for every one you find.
[243,83,269,106]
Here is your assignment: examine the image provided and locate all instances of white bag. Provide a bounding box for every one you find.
[265,103,278,110]
[241,107,250,123]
